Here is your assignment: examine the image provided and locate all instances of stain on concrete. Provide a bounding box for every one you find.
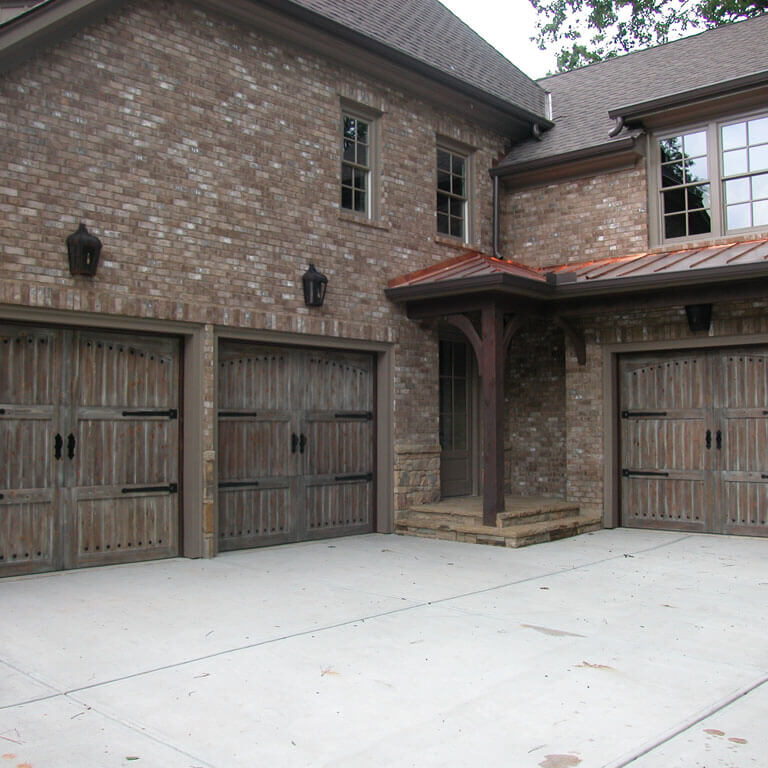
[521,624,586,638]
[576,661,614,670]
[538,754,582,768]
[704,729,725,736]
[728,737,748,744]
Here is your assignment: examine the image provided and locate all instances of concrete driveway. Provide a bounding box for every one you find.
[1,529,766,768]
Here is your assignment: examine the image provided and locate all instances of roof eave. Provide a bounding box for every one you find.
[608,69,768,122]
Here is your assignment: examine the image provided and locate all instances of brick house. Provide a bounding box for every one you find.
[1,1,767,575]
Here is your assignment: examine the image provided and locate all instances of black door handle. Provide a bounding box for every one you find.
[299,433,307,454]
[705,429,711,449]
[291,433,298,454]
[716,430,722,450]
[67,433,76,460]
[54,433,63,460]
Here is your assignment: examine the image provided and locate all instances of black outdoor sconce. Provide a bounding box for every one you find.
[66,223,102,277]
[302,263,328,307]
[685,303,712,333]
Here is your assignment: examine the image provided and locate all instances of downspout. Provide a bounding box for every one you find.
[492,172,500,258]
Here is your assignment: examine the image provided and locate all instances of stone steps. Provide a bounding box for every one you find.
[394,497,602,548]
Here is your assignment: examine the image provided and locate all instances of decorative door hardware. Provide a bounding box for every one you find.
[706,430,712,449]
[54,433,63,460]
[622,469,669,477]
[121,483,178,494]
[122,408,177,419]
[218,481,259,488]
[335,411,373,420]
[335,472,373,482]
[716,430,722,450]
[621,410,668,418]
[67,433,76,460]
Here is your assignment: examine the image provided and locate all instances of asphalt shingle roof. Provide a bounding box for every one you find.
[499,13,768,169]
[284,0,548,119]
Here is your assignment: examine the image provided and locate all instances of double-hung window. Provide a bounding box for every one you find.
[437,146,468,240]
[654,110,768,243]
[341,112,371,216]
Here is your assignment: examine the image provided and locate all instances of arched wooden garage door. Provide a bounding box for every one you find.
[620,347,768,536]
[0,324,181,576]
[217,342,375,550]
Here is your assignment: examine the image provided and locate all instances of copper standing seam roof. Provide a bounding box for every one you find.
[387,237,768,296]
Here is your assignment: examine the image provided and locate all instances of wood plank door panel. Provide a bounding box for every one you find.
[302,350,374,539]
[217,343,374,549]
[217,344,297,549]
[0,325,62,575]
[620,354,713,532]
[717,350,768,536]
[68,331,180,568]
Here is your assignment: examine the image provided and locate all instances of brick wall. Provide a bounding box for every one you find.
[0,0,510,514]
[504,320,566,498]
[500,166,648,269]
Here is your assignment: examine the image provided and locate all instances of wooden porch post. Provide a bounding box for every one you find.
[481,302,505,526]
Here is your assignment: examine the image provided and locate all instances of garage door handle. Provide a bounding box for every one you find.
[299,433,307,454]
[716,430,722,450]
[67,433,76,460]
[706,430,712,449]
[291,433,298,453]
[54,433,63,460]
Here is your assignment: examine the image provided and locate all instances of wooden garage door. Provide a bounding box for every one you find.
[0,324,180,576]
[217,342,374,550]
[620,348,768,536]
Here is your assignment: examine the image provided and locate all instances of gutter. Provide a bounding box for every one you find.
[490,134,639,178]
[608,69,768,122]
[385,260,768,305]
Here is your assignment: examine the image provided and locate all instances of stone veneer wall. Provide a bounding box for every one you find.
[0,0,510,542]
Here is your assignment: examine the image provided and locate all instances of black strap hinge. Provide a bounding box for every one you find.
[122,483,178,494]
[621,410,668,419]
[334,472,373,482]
[218,480,260,488]
[122,408,177,420]
[622,469,669,478]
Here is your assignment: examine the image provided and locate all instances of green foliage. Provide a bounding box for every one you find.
[531,0,768,72]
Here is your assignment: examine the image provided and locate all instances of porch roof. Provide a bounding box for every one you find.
[385,236,768,311]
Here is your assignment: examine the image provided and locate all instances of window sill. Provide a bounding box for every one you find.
[338,212,391,231]
[653,227,768,254]
[434,234,478,250]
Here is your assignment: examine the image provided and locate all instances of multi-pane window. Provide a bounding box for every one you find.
[437,147,467,239]
[439,340,468,451]
[722,115,768,231]
[341,114,370,215]
[655,111,768,243]
[659,131,711,240]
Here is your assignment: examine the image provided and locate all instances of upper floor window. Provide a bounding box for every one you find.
[654,110,768,243]
[437,146,467,240]
[722,115,768,231]
[341,113,370,216]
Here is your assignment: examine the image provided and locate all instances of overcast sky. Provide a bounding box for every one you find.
[440,0,558,80]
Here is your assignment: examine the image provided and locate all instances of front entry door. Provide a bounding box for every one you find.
[439,338,473,497]
[620,347,768,536]
[217,342,375,549]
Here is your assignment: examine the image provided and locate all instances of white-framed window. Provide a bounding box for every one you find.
[340,103,380,219]
[652,110,768,243]
[436,145,469,241]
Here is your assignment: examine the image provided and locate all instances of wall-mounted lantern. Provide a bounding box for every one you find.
[685,303,712,333]
[66,223,102,277]
[302,263,328,307]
